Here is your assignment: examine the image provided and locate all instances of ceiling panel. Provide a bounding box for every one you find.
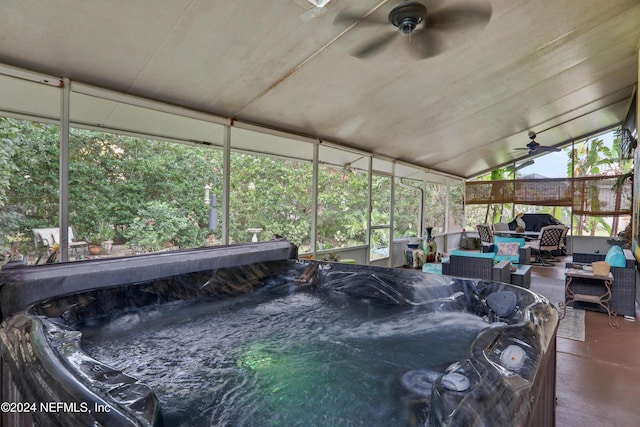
[0,0,637,178]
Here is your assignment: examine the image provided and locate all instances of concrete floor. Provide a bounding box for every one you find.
[529,259,640,427]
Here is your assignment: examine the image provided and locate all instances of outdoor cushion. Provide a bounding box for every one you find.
[605,245,626,267]
[491,236,526,264]
[422,263,443,274]
[494,236,526,247]
[450,249,519,264]
[451,249,520,264]
[450,250,495,259]
[495,243,521,263]
[497,242,520,256]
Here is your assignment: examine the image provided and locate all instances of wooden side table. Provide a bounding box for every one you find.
[562,265,618,328]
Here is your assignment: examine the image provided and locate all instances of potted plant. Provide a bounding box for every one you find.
[3,232,28,264]
[87,236,102,255]
[97,220,115,254]
[321,251,341,262]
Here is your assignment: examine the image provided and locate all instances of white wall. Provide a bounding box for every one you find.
[567,236,613,255]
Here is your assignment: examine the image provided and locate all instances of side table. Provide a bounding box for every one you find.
[510,264,531,288]
[562,265,618,328]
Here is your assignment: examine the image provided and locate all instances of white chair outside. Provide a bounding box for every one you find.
[32,227,88,254]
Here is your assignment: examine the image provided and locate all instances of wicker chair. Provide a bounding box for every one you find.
[558,226,569,255]
[442,254,511,283]
[529,225,566,265]
[476,224,494,251]
[567,249,637,318]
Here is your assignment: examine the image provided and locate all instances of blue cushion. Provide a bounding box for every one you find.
[492,236,524,263]
[422,263,443,274]
[450,250,495,259]
[494,236,526,248]
[605,245,626,267]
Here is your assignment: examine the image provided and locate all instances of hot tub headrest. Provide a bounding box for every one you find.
[0,241,297,321]
[486,290,518,317]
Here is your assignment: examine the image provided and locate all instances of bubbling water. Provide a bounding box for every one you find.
[81,284,489,426]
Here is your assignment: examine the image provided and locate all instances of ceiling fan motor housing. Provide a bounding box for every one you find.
[388,1,427,34]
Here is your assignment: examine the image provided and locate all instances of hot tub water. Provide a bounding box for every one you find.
[81,283,488,426]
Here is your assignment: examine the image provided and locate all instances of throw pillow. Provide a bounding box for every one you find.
[604,245,627,267]
[494,236,525,247]
[497,242,520,256]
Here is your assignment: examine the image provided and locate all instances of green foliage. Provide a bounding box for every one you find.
[123,201,199,252]
[567,137,614,178]
[97,220,115,242]
[229,153,313,249]
[568,135,632,236]
[394,180,421,237]
[0,117,432,257]
[1,119,60,237]
[0,121,20,208]
[316,166,368,250]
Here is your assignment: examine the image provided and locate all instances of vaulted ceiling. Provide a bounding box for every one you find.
[0,0,638,178]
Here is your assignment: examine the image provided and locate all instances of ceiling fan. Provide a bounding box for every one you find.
[335,0,492,59]
[515,131,561,156]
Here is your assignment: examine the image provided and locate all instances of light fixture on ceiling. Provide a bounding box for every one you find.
[300,0,331,22]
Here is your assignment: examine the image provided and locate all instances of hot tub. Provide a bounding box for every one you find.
[0,241,558,426]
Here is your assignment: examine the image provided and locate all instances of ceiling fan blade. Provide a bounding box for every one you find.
[538,146,561,152]
[427,4,492,32]
[407,27,444,59]
[352,31,399,59]
[333,10,387,27]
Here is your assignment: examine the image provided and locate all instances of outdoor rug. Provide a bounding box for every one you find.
[557,307,586,341]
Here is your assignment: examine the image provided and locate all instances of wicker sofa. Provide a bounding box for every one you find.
[442,253,511,283]
[568,249,637,318]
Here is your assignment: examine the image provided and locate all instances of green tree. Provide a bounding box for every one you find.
[123,200,199,252]
[568,136,626,236]
[0,119,60,238]
[1,117,426,258]
[229,153,313,249]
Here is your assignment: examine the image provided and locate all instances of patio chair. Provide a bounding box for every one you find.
[545,225,569,261]
[558,226,569,255]
[529,225,566,266]
[32,227,88,254]
[476,224,494,252]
